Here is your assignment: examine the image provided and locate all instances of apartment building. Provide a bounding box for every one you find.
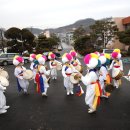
[106,16,130,50]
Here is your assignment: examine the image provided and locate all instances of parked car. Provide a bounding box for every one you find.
[0,53,29,66]
[103,49,114,54]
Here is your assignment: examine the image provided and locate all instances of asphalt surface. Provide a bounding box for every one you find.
[0,55,130,130]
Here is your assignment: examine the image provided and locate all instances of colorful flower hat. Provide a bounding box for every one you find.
[62,53,73,63]
[29,54,36,62]
[70,50,77,57]
[84,53,98,69]
[13,55,24,66]
[111,49,121,59]
[36,54,47,65]
[99,53,107,65]
[48,52,56,60]
[104,53,111,65]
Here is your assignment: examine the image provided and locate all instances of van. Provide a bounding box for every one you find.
[0,53,29,66]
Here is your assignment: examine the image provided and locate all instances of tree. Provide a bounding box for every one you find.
[4,27,35,53]
[36,34,59,53]
[0,29,5,52]
[73,26,86,40]
[117,29,130,45]
[74,35,95,56]
[90,18,118,48]
[21,29,34,43]
[4,27,21,40]
[117,29,130,55]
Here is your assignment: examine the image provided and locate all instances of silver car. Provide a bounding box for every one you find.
[0,53,29,66]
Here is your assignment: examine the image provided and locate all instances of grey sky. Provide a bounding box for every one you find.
[0,0,130,29]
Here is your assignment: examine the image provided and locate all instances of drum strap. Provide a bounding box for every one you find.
[51,61,56,66]
[18,71,23,76]
[102,64,107,69]
[65,66,69,71]
[71,59,78,66]
[89,69,96,73]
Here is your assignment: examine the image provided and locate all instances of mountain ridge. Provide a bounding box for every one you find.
[27,18,95,35]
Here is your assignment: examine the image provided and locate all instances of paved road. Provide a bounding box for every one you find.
[0,56,130,130]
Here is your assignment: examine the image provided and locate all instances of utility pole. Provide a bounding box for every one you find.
[0,28,4,53]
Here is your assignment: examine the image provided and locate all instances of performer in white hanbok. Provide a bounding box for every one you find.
[48,52,62,80]
[35,54,50,97]
[70,50,81,68]
[69,50,84,96]
[29,54,37,82]
[62,53,78,96]
[79,54,101,113]
[0,76,10,114]
[13,56,29,94]
[99,53,111,98]
[109,49,123,88]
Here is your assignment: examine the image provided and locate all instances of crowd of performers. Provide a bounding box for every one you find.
[0,48,124,114]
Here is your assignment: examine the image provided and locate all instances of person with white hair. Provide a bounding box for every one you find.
[0,76,10,114]
[35,54,50,97]
[62,53,78,96]
[48,52,62,80]
[13,56,29,94]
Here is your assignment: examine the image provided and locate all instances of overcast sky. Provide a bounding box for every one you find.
[0,0,130,29]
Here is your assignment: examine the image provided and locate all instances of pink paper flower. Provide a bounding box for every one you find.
[70,51,77,57]
[16,56,23,63]
[42,55,47,61]
[84,54,91,64]
[31,54,36,59]
[112,52,118,59]
[66,53,72,61]
[51,53,56,59]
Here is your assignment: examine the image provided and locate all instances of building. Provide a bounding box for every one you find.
[112,17,125,31]
[122,16,130,30]
[106,16,130,50]
[56,31,74,45]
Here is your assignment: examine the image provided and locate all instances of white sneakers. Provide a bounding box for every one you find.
[3,106,10,109]
[70,91,74,95]
[67,92,70,95]
[42,92,47,97]
[88,108,96,113]
[0,106,10,114]
[67,91,74,96]
[52,77,55,79]
[101,95,108,98]
[0,109,7,114]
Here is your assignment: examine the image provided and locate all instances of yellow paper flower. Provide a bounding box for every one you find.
[36,54,42,60]
[91,53,98,59]
[62,53,67,58]
[105,53,111,59]
[114,49,120,53]
[48,52,53,56]
[13,55,19,60]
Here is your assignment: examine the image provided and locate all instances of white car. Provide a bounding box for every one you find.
[103,49,114,54]
[0,53,29,66]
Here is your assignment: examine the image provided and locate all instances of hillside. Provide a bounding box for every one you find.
[27,18,95,35]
